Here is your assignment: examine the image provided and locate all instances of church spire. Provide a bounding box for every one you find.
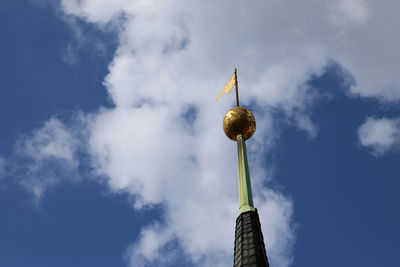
[219,69,270,266]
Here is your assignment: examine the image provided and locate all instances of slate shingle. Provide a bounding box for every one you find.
[233,209,269,267]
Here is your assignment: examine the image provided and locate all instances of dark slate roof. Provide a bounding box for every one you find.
[234,209,270,267]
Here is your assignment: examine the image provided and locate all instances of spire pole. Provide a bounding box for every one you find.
[237,134,255,214]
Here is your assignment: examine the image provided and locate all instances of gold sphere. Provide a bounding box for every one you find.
[223,107,256,141]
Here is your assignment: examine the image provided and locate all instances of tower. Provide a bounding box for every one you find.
[219,69,270,267]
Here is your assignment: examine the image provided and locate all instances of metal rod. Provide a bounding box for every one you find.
[237,135,255,215]
[234,68,239,107]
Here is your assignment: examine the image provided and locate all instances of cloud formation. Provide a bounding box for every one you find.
[358,117,400,156]
[62,0,400,102]
[60,1,311,266]
[12,117,82,202]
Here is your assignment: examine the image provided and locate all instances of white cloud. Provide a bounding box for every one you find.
[18,117,78,165]
[59,2,313,263]
[13,117,83,202]
[125,223,177,267]
[87,106,289,266]
[358,117,400,156]
[61,0,400,103]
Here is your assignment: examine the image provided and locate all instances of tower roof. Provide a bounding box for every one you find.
[234,209,270,267]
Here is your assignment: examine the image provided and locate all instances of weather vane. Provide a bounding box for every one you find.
[216,68,240,107]
[217,68,270,267]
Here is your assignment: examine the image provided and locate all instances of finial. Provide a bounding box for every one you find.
[223,107,256,141]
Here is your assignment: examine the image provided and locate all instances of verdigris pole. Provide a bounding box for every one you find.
[237,134,255,214]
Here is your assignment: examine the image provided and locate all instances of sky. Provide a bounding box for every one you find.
[1,0,400,266]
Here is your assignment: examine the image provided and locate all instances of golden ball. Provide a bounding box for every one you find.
[223,107,256,141]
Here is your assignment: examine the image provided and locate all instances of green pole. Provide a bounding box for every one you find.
[237,135,255,215]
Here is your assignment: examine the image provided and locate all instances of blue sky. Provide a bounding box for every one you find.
[1,1,400,267]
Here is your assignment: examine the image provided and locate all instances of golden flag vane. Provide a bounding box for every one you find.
[216,68,240,107]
